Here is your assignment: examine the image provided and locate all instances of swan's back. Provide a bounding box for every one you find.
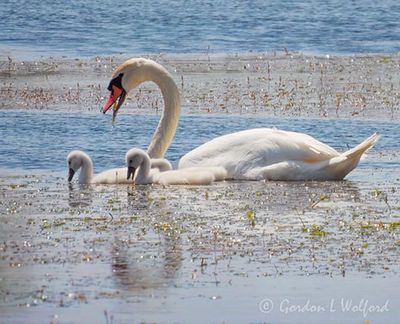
[92,167,132,184]
[178,128,340,178]
[150,158,173,172]
[153,166,227,185]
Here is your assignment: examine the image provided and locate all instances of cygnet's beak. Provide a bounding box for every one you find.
[68,168,75,182]
[127,166,136,180]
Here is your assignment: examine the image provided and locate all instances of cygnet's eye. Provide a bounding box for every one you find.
[68,161,71,165]
[129,160,133,163]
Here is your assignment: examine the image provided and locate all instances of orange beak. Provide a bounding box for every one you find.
[103,85,124,114]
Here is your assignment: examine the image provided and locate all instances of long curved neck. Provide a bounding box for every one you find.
[79,154,93,184]
[142,64,181,159]
[135,154,152,184]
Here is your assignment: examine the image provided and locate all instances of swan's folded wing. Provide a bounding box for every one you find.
[153,166,226,185]
[153,169,212,185]
[92,167,131,184]
[150,158,173,172]
[289,132,340,163]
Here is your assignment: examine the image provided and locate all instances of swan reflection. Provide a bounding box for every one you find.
[111,230,182,291]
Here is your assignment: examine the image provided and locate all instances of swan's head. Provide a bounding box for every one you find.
[125,148,148,180]
[67,150,88,182]
[103,58,156,118]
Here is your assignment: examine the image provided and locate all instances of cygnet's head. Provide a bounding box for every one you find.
[126,148,148,180]
[67,150,89,182]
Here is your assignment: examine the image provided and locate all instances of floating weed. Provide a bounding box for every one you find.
[40,220,51,230]
[371,188,383,198]
[53,220,66,227]
[246,209,256,227]
[303,224,328,237]
[96,225,108,232]
[107,198,120,205]
[82,216,107,223]
[356,248,364,256]
[309,194,329,208]
[360,221,374,230]
[387,221,400,232]
[83,216,94,223]
[358,221,395,234]
[82,254,93,262]
[204,191,209,200]
[154,222,173,232]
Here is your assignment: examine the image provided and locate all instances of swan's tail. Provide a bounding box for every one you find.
[330,132,380,179]
[342,132,380,160]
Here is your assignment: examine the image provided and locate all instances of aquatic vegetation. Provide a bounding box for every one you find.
[387,221,400,232]
[0,53,399,322]
[302,224,328,237]
[246,209,256,227]
[1,54,399,119]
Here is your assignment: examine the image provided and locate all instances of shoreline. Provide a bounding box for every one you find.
[1,52,399,119]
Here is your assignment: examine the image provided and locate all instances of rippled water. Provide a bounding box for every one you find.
[1,0,400,57]
[0,110,398,173]
[1,109,399,323]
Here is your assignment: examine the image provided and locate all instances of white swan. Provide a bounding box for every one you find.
[126,148,227,185]
[67,150,173,184]
[103,58,380,181]
[149,158,173,172]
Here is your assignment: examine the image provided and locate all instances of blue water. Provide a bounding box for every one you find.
[0,110,398,172]
[1,0,400,57]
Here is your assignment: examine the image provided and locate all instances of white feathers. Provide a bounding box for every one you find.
[66,150,173,185]
[67,150,133,184]
[178,129,380,181]
[110,58,380,181]
[126,148,227,185]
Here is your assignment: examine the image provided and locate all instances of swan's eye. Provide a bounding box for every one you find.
[68,161,71,165]
[129,160,132,163]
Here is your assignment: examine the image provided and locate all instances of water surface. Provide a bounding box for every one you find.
[1,110,399,323]
[1,0,400,57]
[0,110,398,173]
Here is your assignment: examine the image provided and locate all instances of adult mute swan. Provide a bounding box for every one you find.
[126,148,227,185]
[67,150,172,184]
[103,58,380,181]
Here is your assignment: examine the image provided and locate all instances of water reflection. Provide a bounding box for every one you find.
[67,182,183,292]
[111,232,182,291]
[210,179,364,215]
[67,183,93,207]
[111,187,182,291]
